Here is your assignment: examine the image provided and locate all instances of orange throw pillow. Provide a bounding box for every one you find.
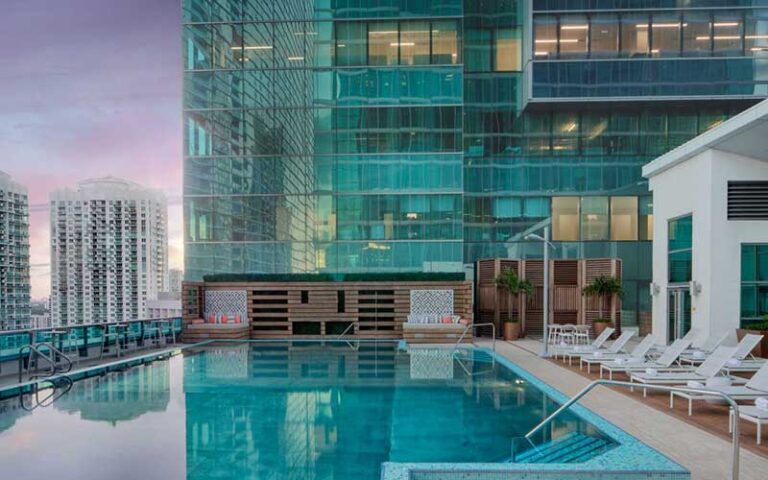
[207,315,216,324]
[441,316,452,324]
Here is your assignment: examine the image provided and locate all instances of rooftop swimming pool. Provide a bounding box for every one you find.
[0,341,687,480]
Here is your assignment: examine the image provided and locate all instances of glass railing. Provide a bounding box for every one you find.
[0,317,183,363]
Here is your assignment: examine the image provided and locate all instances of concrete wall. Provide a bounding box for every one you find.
[649,149,768,346]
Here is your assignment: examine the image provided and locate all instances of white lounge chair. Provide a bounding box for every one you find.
[563,330,635,366]
[722,334,766,373]
[552,327,615,360]
[599,338,692,380]
[580,334,655,375]
[648,328,699,357]
[670,361,768,416]
[629,346,739,396]
[679,331,731,365]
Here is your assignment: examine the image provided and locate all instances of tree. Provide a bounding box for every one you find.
[495,268,534,322]
[582,275,624,320]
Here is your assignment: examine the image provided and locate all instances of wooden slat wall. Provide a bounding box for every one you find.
[187,281,473,340]
[475,258,622,337]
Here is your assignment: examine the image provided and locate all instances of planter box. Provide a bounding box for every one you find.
[403,323,471,344]
[183,322,251,343]
[736,329,768,358]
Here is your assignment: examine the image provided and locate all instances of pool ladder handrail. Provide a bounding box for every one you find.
[18,342,74,383]
[453,322,496,352]
[524,379,741,480]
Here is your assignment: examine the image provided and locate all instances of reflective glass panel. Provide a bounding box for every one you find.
[243,23,273,68]
[336,22,366,66]
[369,22,399,66]
[432,20,460,65]
[400,21,430,65]
[496,28,521,71]
[590,14,619,58]
[683,12,712,57]
[639,196,654,241]
[559,15,589,59]
[581,197,609,241]
[552,197,580,241]
[713,13,743,56]
[533,15,557,59]
[650,13,682,58]
[621,14,650,58]
[746,10,768,55]
[610,197,638,241]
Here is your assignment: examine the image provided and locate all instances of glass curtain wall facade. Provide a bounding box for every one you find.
[183,0,768,326]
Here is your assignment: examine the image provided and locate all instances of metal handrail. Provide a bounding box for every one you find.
[524,379,741,480]
[454,322,496,352]
[18,343,73,383]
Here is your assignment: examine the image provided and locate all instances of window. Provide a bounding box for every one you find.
[741,244,768,325]
[495,28,521,71]
[581,197,609,241]
[712,13,743,56]
[668,215,693,284]
[368,22,398,65]
[621,14,649,58]
[590,14,619,58]
[639,196,654,241]
[746,10,768,55]
[432,20,460,64]
[559,15,589,59]
[552,197,580,241]
[611,197,638,240]
[400,21,430,65]
[533,15,557,58]
[336,22,366,66]
[683,12,712,57]
[650,13,682,57]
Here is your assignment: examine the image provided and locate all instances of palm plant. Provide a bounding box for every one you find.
[582,275,624,321]
[495,268,534,322]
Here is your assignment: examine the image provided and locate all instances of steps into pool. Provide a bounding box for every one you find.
[511,432,614,464]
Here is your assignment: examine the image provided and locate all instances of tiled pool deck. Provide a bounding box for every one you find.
[483,339,768,480]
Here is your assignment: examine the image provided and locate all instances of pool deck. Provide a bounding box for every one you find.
[481,338,768,480]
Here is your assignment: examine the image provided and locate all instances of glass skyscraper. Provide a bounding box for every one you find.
[183,0,768,327]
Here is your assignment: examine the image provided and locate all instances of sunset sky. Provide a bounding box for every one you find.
[0,0,182,299]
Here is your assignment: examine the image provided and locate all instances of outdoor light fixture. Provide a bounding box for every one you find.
[525,227,552,358]
[689,281,702,296]
[650,282,661,296]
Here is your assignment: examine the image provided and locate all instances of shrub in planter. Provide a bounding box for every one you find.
[495,268,533,338]
[503,318,521,341]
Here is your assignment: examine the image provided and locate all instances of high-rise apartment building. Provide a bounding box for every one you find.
[0,171,30,330]
[50,177,168,325]
[168,268,184,298]
[183,0,768,328]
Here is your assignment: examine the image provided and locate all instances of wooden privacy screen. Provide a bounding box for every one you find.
[182,280,473,340]
[476,258,622,337]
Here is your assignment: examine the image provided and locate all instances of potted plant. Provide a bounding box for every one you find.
[582,275,624,336]
[495,268,533,340]
[503,318,521,341]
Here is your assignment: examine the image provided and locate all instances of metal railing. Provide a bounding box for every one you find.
[524,379,741,480]
[18,343,73,383]
[454,322,496,352]
[19,376,73,411]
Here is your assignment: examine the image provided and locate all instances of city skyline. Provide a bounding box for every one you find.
[0,0,181,299]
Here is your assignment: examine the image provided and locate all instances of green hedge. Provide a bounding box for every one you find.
[203,272,466,283]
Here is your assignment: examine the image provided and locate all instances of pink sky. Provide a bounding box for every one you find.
[0,0,183,299]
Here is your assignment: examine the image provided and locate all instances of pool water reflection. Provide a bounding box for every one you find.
[0,342,615,480]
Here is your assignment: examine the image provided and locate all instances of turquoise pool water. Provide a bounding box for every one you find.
[0,341,621,480]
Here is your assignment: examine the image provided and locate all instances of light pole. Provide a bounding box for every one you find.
[525,226,552,357]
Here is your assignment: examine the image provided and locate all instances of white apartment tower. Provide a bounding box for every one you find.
[0,171,31,330]
[50,177,168,325]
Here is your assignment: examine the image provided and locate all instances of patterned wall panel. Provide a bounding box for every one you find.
[204,290,248,320]
[410,289,454,315]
